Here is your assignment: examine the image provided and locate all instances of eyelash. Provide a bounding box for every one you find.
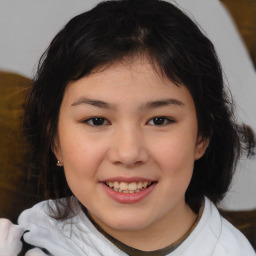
[147,116,175,126]
[82,116,175,126]
[82,117,110,126]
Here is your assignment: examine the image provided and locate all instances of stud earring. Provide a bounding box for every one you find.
[56,160,62,166]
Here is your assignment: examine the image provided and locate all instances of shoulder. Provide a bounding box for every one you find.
[205,198,255,255]
[172,198,255,256]
[18,199,53,225]
[17,198,81,238]
[17,198,96,255]
[18,197,79,228]
[214,215,255,255]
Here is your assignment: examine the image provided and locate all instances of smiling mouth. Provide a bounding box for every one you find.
[104,181,155,193]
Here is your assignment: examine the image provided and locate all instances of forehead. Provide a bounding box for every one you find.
[84,57,168,86]
[62,58,194,108]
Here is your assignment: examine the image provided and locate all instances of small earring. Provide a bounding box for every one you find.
[56,160,62,166]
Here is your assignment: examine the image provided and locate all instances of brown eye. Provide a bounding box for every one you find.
[83,117,109,126]
[147,117,174,126]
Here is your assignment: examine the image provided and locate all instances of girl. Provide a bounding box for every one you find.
[0,0,255,255]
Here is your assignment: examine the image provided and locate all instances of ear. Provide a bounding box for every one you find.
[51,135,63,165]
[194,136,209,160]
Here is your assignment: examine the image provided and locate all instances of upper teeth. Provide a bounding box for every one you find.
[105,181,152,193]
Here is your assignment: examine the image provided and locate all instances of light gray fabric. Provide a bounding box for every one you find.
[0,197,254,256]
[0,218,25,256]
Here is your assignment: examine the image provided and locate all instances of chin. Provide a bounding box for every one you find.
[102,212,155,231]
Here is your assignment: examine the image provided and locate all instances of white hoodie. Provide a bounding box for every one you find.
[0,197,255,256]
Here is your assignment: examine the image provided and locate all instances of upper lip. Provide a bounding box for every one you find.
[101,176,156,183]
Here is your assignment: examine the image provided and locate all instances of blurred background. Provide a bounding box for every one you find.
[0,0,255,223]
[221,0,256,67]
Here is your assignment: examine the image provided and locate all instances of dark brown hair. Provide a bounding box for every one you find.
[24,0,241,217]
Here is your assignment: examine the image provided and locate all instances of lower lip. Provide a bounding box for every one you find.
[101,182,157,204]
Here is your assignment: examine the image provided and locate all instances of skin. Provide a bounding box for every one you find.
[54,57,208,251]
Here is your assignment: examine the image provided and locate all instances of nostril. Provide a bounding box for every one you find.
[116,160,145,168]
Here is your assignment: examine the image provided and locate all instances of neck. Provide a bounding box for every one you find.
[87,201,198,251]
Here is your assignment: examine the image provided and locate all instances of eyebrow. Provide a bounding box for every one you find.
[71,98,115,109]
[141,98,184,110]
[71,97,184,110]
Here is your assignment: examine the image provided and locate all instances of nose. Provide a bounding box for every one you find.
[107,125,149,168]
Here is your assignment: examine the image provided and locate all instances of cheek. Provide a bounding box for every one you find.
[152,135,196,198]
[155,139,196,199]
[61,140,106,199]
[59,134,107,181]
[154,135,196,172]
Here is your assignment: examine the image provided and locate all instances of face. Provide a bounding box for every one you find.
[54,58,207,240]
